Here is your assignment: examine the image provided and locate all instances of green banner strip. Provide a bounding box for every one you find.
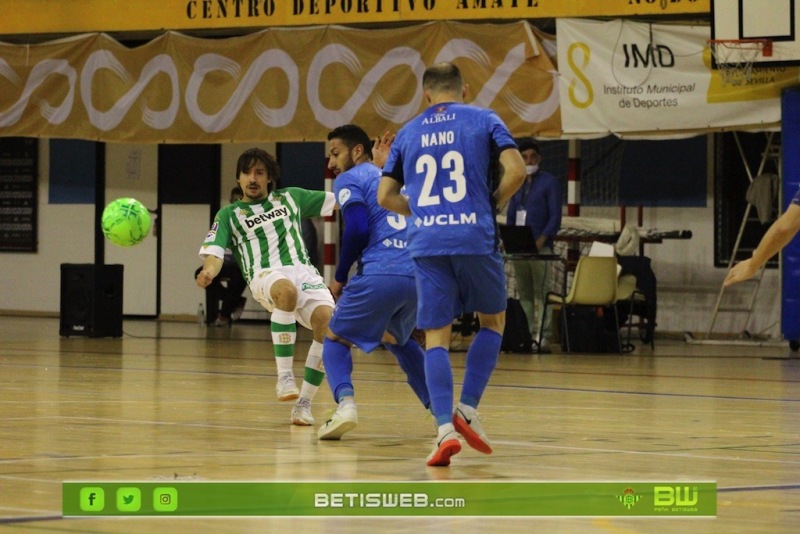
[63,481,717,517]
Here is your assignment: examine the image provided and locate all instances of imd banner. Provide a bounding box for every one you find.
[0,22,559,143]
[557,19,799,137]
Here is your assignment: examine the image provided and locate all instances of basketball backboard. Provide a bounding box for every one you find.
[711,0,800,66]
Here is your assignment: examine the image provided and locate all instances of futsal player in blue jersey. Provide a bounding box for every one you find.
[317,124,431,441]
[378,62,526,466]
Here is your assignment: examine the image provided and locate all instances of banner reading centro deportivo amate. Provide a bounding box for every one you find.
[0,22,559,143]
[557,19,800,137]
[1,0,710,35]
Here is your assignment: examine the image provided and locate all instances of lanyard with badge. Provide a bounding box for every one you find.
[515,179,532,226]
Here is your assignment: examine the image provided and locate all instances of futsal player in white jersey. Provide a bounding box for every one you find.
[197,148,337,426]
[317,124,430,441]
[378,63,526,466]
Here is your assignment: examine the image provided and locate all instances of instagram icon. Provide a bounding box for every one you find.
[153,487,178,512]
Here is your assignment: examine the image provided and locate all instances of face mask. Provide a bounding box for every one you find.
[526,164,538,176]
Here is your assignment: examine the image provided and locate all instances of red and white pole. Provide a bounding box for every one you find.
[323,166,337,284]
[566,139,581,268]
[567,139,580,217]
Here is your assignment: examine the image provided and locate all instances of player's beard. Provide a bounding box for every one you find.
[244,184,267,201]
[344,153,356,173]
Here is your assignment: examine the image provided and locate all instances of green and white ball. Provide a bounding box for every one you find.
[101,197,151,247]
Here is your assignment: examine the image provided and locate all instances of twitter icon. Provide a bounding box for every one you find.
[116,487,141,512]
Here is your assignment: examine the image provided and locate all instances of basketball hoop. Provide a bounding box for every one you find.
[708,39,772,86]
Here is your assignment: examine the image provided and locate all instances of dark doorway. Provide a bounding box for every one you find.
[157,144,222,316]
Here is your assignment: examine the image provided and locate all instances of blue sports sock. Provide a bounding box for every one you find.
[322,338,354,403]
[460,328,502,408]
[386,339,430,409]
[424,346,453,426]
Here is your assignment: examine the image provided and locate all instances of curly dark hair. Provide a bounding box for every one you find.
[236,148,281,192]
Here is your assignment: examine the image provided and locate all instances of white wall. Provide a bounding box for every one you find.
[0,141,96,312]
[0,138,782,337]
[105,144,158,315]
[0,141,278,320]
[161,204,210,318]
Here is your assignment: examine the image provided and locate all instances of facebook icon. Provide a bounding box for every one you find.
[79,487,105,512]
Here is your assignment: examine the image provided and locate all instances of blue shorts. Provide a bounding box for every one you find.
[327,274,418,353]
[414,253,507,330]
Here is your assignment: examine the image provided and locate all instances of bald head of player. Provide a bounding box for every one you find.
[422,62,468,105]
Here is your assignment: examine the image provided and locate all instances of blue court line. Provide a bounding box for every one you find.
[2,358,799,404]
[0,514,61,524]
[494,383,800,403]
[719,483,800,493]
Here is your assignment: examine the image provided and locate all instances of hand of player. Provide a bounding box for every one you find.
[196,269,215,288]
[723,259,757,287]
[371,131,395,169]
[329,279,344,300]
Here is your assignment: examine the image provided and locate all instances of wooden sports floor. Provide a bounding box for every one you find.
[1,316,798,533]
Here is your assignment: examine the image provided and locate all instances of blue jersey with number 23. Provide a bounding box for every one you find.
[382,101,517,258]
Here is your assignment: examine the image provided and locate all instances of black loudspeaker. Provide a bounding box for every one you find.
[59,264,124,338]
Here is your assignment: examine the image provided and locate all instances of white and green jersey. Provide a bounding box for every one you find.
[199,187,335,284]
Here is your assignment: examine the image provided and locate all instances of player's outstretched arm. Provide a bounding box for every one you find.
[724,203,800,287]
[196,255,224,288]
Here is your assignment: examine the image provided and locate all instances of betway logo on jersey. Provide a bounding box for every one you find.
[415,212,477,227]
[244,206,289,228]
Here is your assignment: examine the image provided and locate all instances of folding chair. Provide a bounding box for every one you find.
[540,256,622,353]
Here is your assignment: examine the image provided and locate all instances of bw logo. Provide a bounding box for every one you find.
[278,333,292,344]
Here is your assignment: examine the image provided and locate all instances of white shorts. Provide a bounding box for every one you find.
[249,265,334,330]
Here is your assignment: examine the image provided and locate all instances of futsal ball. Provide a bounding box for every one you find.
[101,197,152,247]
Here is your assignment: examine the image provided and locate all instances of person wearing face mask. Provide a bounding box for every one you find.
[505,138,563,353]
